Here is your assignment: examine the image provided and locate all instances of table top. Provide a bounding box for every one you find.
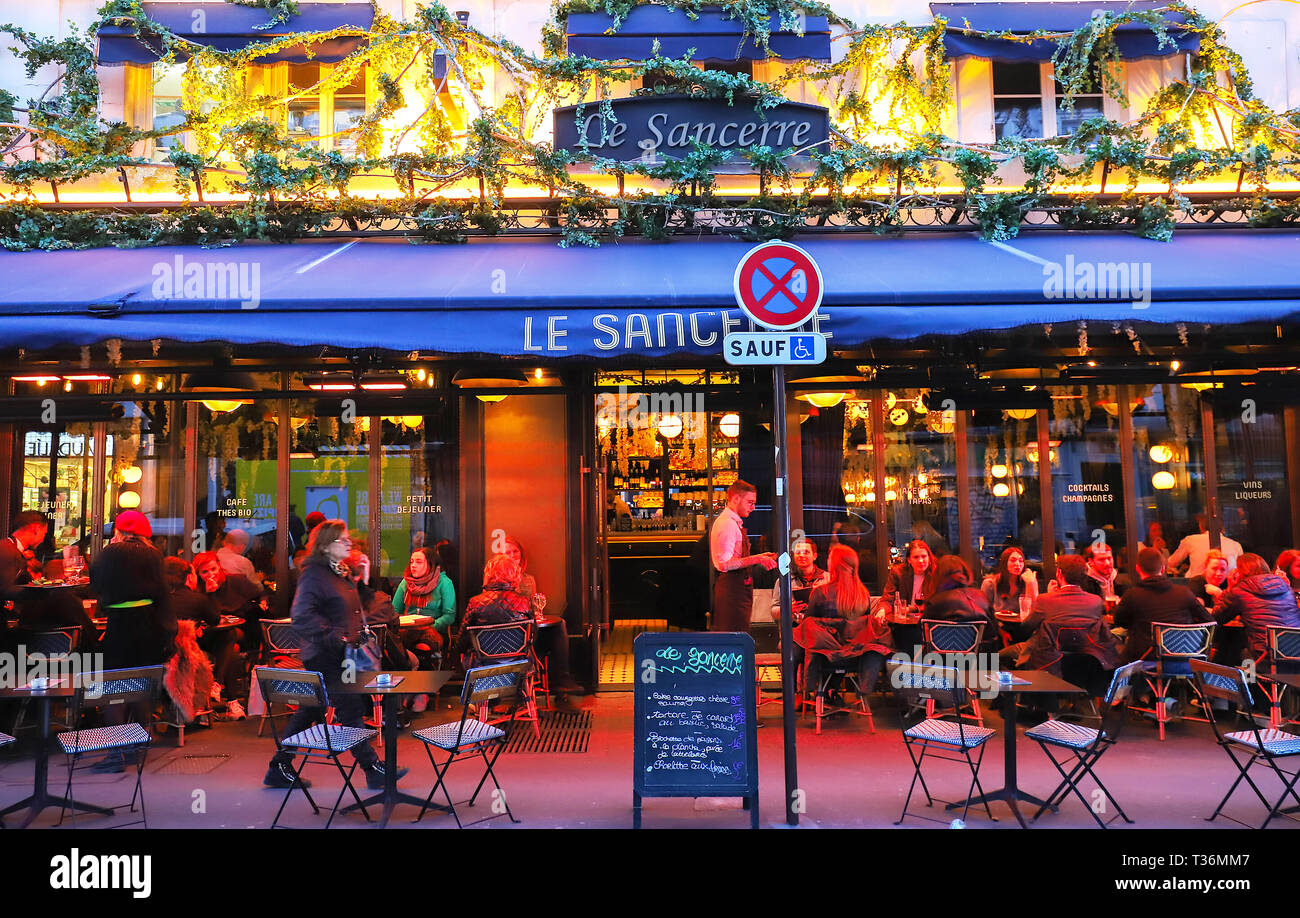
[1260,671,1300,690]
[0,682,78,700]
[994,610,1030,623]
[398,613,434,627]
[23,580,89,591]
[209,615,245,631]
[328,670,451,696]
[1000,670,1085,695]
[536,614,563,628]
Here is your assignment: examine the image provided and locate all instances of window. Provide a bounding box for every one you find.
[992,60,1113,140]
[152,64,186,160]
[286,62,368,153]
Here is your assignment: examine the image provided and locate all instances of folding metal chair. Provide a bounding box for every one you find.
[467,620,539,739]
[413,661,529,828]
[257,619,303,737]
[255,668,377,829]
[56,665,165,829]
[891,662,997,825]
[1026,660,1145,828]
[1136,621,1215,740]
[1040,622,1106,721]
[10,628,78,735]
[921,620,985,726]
[1258,625,1300,729]
[1192,659,1300,830]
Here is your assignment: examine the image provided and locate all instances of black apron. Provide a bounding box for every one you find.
[711,521,753,633]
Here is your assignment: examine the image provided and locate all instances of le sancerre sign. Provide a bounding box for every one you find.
[553,95,830,162]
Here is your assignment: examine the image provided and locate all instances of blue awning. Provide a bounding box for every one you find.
[566,6,832,62]
[0,232,1297,358]
[932,1,1200,61]
[97,2,374,65]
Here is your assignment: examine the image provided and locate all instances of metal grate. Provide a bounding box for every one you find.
[503,710,592,754]
[150,753,232,775]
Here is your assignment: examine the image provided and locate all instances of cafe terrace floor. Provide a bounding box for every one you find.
[2,690,1293,830]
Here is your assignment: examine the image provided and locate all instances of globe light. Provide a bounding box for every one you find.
[992,482,1011,497]
[718,413,741,437]
[1006,408,1036,421]
[1152,470,1177,490]
[117,491,141,509]
[657,414,684,438]
[201,399,243,413]
[991,463,1008,479]
[120,465,143,484]
[1149,443,1174,463]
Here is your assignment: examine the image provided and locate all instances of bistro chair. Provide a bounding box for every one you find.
[466,620,540,740]
[792,625,875,736]
[890,662,997,826]
[1039,622,1108,721]
[1137,622,1216,740]
[1191,659,1300,830]
[921,620,985,727]
[256,619,304,737]
[1257,625,1300,729]
[10,627,79,735]
[255,668,376,829]
[1026,660,1145,828]
[413,661,529,828]
[55,665,165,829]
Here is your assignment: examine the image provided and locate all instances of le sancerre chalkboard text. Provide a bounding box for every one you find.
[632,631,759,828]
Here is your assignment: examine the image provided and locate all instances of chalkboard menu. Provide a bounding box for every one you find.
[633,631,759,828]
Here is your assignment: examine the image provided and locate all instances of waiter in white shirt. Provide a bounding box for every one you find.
[1168,514,1244,577]
[710,480,778,632]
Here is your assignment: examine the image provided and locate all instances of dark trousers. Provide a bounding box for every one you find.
[535,621,573,683]
[270,651,376,768]
[807,651,887,696]
[712,570,753,633]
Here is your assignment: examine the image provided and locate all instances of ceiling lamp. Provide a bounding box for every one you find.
[1006,408,1036,421]
[120,465,143,484]
[718,413,741,438]
[183,368,257,410]
[865,491,877,503]
[884,489,898,502]
[799,392,847,409]
[992,482,1011,498]
[1149,443,1174,463]
[883,392,897,410]
[401,416,423,429]
[1152,470,1177,490]
[656,414,684,438]
[889,407,910,426]
[991,463,1008,479]
[117,491,142,509]
[452,368,528,403]
[912,394,928,414]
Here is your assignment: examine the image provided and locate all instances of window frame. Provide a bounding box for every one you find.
[990,59,1121,140]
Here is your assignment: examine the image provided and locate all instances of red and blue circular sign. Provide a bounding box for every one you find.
[733,242,824,331]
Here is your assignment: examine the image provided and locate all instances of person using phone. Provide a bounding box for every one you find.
[709,480,778,633]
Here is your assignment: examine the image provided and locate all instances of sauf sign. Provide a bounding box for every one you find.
[553,96,830,162]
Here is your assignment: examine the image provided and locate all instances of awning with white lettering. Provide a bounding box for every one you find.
[1,231,1298,358]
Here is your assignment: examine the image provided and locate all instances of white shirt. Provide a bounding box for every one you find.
[1167,532,1243,578]
[217,545,257,580]
[710,507,747,573]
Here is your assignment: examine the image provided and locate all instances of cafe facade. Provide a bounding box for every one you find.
[2,0,1300,687]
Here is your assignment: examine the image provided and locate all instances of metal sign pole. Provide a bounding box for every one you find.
[772,364,798,826]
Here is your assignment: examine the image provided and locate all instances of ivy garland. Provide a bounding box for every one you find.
[0,0,1296,250]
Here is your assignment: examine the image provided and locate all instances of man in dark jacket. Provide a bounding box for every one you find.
[1213,553,1300,664]
[1010,554,1122,674]
[1081,543,1133,601]
[1113,547,1212,662]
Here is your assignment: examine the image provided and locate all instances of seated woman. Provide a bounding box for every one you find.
[503,536,584,700]
[924,554,998,652]
[392,547,456,673]
[1212,552,1300,669]
[797,545,892,705]
[193,550,267,665]
[1188,549,1231,610]
[881,539,937,654]
[980,546,1039,615]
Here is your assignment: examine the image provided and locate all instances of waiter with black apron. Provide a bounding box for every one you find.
[709,480,778,632]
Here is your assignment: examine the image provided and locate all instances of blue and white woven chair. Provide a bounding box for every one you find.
[890,662,998,825]
[56,665,165,829]
[467,620,539,739]
[10,628,79,735]
[1257,625,1300,729]
[1026,660,1145,828]
[1191,659,1300,829]
[257,619,304,737]
[1138,621,1215,740]
[255,668,377,829]
[921,620,985,727]
[413,661,530,828]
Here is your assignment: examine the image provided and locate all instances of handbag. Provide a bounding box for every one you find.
[344,610,383,674]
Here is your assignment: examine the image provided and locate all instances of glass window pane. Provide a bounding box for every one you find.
[829,395,880,591]
[378,404,459,583]
[882,389,958,566]
[1213,393,1293,567]
[1131,384,1205,566]
[993,61,1041,95]
[968,408,1043,585]
[1056,95,1104,135]
[106,400,187,556]
[288,399,370,558]
[994,98,1043,140]
[1050,385,1126,563]
[287,102,321,145]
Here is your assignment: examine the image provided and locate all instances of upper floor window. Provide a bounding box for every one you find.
[287,62,368,154]
[152,64,186,160]
[992,60,1108,140]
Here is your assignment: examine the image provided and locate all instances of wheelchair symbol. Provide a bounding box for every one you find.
[791,336,814,360]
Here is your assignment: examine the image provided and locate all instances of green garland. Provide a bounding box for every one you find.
[0,0,1297,250]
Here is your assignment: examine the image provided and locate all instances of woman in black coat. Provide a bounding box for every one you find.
[91,514,175,670]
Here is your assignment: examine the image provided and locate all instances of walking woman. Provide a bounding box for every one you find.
[263,520,403,790]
